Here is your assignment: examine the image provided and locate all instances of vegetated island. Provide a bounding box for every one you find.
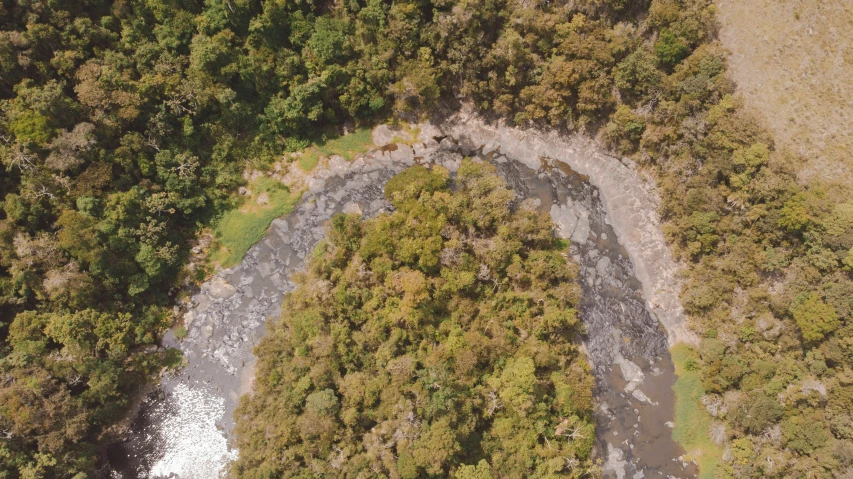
[232,161,597,478]
[2,0,852,477]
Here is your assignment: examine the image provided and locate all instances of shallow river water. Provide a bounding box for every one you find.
[108,120,697,479]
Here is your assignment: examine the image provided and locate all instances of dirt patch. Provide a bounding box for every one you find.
[716,0,853,185]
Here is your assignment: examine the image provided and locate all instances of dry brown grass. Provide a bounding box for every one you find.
[715,0,853,185]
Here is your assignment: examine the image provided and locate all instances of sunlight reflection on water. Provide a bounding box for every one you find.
[146,383,237,478]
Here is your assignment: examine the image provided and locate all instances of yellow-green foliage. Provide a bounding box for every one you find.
[233,162,596,478]
[791,292,839,342]
[631,3,853,477]
[671,344,721,479]
[9,110,52,144]
[298,127,374,171]
[211,177,300,268]
[296,150,320,172]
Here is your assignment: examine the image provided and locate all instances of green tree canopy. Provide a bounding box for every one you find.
[232,162,596,478]
[792,292,840,343]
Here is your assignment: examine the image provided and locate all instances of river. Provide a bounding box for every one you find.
[108,111,698,479]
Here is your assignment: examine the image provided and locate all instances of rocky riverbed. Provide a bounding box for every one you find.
[108,111,697,478]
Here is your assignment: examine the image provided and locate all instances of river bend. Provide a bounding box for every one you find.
[108,114,697,479]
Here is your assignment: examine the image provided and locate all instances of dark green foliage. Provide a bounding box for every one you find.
[654,30,690,68]
[730,392,783,435]
[699,338,743,393]
[792,292,840,343]
[0,0,848,476]
[782,411,830,455]
[603,105,646,154]
[613,49,664,98]
[232,163,596,478]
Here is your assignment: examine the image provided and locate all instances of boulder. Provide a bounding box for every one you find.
[206,278,237,299]
[183,310,197,329]
[343,202,363,216]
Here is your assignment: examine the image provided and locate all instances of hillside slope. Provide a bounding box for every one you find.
[716,0,853,185]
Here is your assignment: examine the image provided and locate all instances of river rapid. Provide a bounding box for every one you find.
[108,111,698,479]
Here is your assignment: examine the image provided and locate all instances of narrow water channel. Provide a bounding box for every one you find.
[108,127,695,479]
[487,154,697,479]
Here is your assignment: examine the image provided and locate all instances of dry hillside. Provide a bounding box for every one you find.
[716,0,853,185]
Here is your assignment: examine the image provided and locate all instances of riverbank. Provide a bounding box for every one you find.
[434,107,699,347]
[109,112,706,478]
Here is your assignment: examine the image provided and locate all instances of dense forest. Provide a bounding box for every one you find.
[0,0,851,477]
[233,162,596,478]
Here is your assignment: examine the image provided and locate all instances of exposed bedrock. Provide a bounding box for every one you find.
[108,112,698,479]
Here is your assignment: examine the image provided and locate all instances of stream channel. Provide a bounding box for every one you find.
[107,119,697,479]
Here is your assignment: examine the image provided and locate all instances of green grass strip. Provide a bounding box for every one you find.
[298,127,374,172]
[671,343,722,479]
[211,177,301,268]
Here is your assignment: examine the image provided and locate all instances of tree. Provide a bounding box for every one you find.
[391,49,441,114]
[613,49,664,98]
[603,105,646,154]
[792,292,840,343]
[45,123,96,171]
[730,392,783,434]
[782,411,830,455]
[306,17,350,66]
[778,193,811,233]
[490,356,537,416]
[654,29,690,68]
[729,143,769,190]
[456,460,494,479]
[232,163,596,478]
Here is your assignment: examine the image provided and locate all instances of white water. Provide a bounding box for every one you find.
[147,383,237,478]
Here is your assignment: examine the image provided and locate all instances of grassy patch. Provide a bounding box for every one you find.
[211,176,301,268]
[671,344,722,479]
[174,325,188,340]
[316,127,373,159]
[716,0,853,184]
[298,127,374,172]
[298,150,320,172]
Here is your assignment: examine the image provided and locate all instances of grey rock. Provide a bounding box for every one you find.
[390,144,415,164]
[257,261,273,278]
[343,202,363,216]
[205,280,237,299]
[183,311,196,329]
[372,124,410,147]
[596,256,611,277]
